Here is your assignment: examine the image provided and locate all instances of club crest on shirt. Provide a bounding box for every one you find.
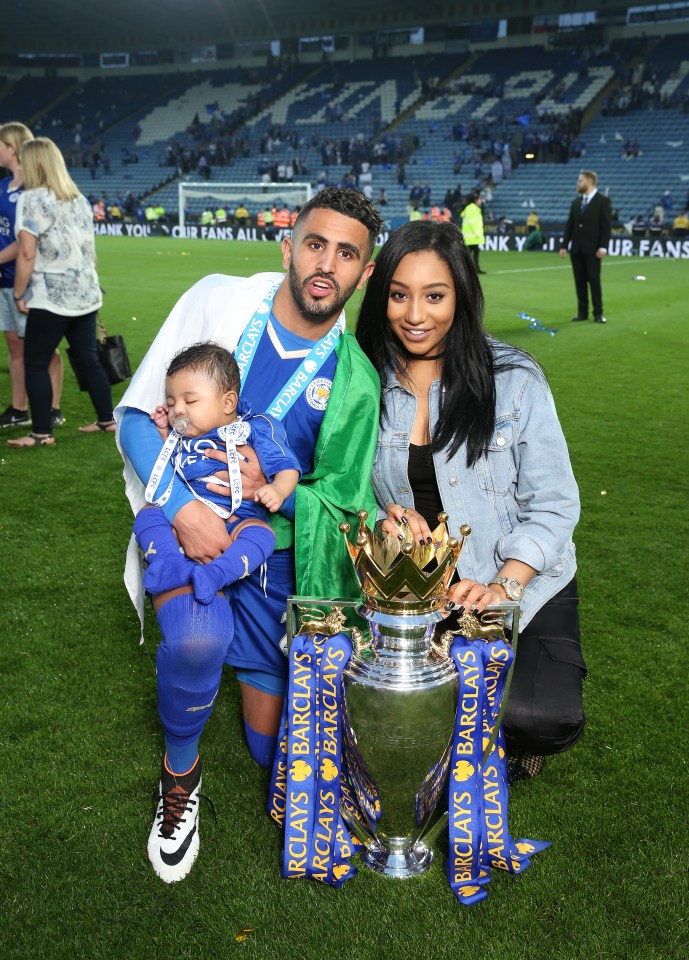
[306,377,332,411]
[9,193,19,203]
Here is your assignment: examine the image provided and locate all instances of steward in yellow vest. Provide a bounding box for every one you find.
[460,195,486,273]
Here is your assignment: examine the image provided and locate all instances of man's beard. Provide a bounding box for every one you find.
[288,264,357,321]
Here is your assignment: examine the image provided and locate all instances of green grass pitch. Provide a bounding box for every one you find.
[1,237,686,959]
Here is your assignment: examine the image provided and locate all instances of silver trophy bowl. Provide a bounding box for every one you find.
[342,604,458,877]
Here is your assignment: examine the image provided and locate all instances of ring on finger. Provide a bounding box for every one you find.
[401,507,407,514]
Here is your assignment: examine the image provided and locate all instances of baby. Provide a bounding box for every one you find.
[133,341,300,604]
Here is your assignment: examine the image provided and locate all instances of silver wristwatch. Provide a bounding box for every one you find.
[489,576,525,601]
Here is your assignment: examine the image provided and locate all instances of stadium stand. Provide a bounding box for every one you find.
[2,29,688,233]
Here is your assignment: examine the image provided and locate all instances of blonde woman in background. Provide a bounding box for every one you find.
[0,122,63,430]
[7,137,113,447]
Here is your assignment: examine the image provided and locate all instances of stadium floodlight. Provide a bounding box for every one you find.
[178,181,313,230]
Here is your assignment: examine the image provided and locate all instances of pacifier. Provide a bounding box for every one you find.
[171,415,190,436]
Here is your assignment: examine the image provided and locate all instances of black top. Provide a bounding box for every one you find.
[408,443,444,530]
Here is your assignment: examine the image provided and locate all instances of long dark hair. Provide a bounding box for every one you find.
[356,220,531,466]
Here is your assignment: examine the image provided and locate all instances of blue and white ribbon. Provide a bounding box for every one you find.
[269,632,357,887]
[234,281,344,421]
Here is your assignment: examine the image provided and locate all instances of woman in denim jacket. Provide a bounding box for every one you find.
[356,220,585,782]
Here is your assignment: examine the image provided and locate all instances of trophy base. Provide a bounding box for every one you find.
[362,841,433,878]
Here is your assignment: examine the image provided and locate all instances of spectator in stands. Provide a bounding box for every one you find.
[200,209,215,227]
[501,143,512,178]
[215,207,228,225]
[569,136,585,160]
[8,137,114,447]
[0,122,63,431]
[671,210,689,237]
[631,214,647,238]
[560,170,612,324]
[648,214,663,238]
[197,155,210,181]
[376,188,388,207]
[409,182,423,205]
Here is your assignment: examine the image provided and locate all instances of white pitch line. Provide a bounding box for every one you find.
[492,257,659,275]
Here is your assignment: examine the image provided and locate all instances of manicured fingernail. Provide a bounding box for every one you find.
[446,600,456,610]
[456,606,465,615]
[469,606,479,614]
[419,539,425,546]
[398,534,404,541]
[426,536,433,545]
[401,516,408,525]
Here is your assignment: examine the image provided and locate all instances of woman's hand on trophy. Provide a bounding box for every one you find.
[444,578,502,615]
[382,504,432,544]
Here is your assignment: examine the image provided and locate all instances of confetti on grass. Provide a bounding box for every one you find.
[517,312,558,336]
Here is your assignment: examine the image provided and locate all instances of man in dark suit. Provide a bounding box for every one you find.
[560,170,612,323]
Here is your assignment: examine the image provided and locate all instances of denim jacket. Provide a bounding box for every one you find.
[371,358,580,628]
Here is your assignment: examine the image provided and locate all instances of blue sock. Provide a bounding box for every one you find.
[133,507,196,594]
[191,524,275,604]
[156,593,233,744]
[243,718,278,769]
[165,739,200,775]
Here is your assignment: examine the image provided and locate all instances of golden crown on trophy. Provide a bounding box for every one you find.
[339,510,470,615]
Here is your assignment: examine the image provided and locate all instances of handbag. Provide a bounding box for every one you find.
[69,317,132,390]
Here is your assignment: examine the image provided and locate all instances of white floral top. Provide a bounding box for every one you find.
[15,188,102,316]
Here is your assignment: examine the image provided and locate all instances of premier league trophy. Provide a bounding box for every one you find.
[335,509,474,878]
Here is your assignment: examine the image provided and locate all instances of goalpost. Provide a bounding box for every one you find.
[177,181,313,229]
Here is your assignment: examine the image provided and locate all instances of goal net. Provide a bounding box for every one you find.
[178,181,313,229]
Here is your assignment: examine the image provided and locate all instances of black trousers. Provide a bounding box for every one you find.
[24,308,113,434]
[570,249,603,318]
[503,576,586,756]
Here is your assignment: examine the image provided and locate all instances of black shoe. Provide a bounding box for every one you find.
[594,315,607,324]
[477,269,487,274]
[0,405,31,428]
[51,407,65,427]
[570,315,588,322]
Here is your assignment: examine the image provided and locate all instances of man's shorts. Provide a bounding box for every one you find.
[224,547,294,679]
[0,288,26,336]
